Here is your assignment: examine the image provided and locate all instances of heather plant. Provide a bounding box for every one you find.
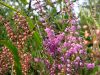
[34,0,96,75]
[0,0,100,75]
[42,13,93,75]
[0,13,33,75]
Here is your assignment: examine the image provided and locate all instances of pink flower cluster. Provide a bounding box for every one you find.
[42,21,95,75]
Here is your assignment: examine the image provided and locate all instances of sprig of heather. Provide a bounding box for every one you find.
[0,46,14,75]
[44,27,94,75]
[0,13,33,75]
[44,27,65,57]
[43,26,87,75]
[41,1,95,75]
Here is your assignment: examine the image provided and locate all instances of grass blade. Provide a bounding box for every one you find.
[0,1,17,11]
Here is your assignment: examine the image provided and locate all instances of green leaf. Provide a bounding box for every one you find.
[26,17,35,31]
[0,1,17,11]
[0,40,22,75]
[64,13,69,19]
[33,31,42,49]
[20,0,28,5]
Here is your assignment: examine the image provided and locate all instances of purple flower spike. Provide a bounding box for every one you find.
[70,25,77,32]
[45,27,55,39]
